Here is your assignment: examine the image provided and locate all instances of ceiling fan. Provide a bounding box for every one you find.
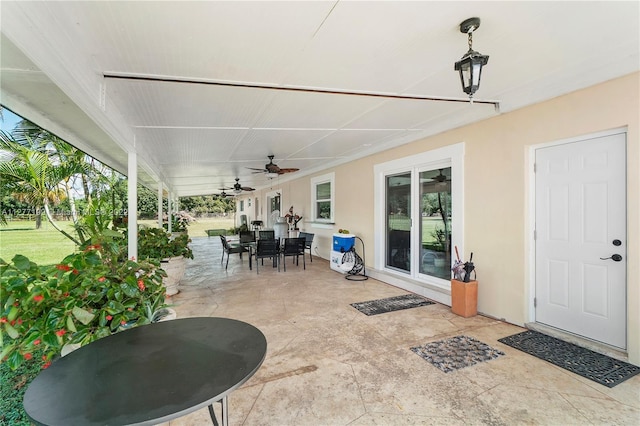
[228,178,255,194]
[247,155,299,177]
[213,190,232,198]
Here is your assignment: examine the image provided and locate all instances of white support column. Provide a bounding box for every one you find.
[157,182,163,229]
[127,151,138,260]
[167,192,173,233]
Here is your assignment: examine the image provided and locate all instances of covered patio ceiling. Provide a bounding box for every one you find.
[1,1,638,197]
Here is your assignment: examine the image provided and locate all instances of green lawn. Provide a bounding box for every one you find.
[139,217,235,237]
[0,221,77,265]
[1,217,235,266]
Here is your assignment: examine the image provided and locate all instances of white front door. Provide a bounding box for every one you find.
[535,132,627,349]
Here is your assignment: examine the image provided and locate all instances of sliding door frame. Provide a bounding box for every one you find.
[374,143,465,291]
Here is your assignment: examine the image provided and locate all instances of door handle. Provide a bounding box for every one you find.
[600,254,623,262]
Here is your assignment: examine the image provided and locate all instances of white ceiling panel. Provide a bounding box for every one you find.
[1,1,638,196]
[293,129,406,159]
[251,90,386,129]
[135,127,250,165]
[106,80,275,128]
[285,1,463,93]
[231,128,337,160]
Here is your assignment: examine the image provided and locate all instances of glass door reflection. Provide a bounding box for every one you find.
[386,172,411,272]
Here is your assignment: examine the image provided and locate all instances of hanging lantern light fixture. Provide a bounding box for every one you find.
[454,17,489,101]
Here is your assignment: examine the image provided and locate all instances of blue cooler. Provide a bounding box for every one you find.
[333,233,355,253]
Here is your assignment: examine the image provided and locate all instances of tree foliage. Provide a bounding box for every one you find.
[1,113,234,241]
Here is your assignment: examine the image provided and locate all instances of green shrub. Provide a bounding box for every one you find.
[0,347,45,425]
[1,247,167,371]
[138,228,194,260]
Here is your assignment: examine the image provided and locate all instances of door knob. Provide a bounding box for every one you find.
[600,254,623,262]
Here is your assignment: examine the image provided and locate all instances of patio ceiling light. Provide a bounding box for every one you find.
[454,17,489,102]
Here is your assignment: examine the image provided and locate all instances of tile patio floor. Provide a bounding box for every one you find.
[161,236,639,426]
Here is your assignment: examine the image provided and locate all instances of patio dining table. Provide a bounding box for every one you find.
[23,317,267,426]
[228,237,279,270]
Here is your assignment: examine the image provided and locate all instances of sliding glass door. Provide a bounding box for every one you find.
[386,173,412,272]
[384,168,452,279]
[418,168,452,279]
[375,143,463,290]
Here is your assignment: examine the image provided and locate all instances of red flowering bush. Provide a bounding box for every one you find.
[0,245,167,370]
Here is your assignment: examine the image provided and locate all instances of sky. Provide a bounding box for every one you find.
[1,107,23,132]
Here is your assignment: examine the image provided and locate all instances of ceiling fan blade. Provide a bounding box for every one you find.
[247,167,267,172]
[241,186,255,191]
[277,168,300,174]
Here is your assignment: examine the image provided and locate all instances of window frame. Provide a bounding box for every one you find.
[311,172,335,224]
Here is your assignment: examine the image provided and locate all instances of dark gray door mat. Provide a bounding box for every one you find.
[411,335,505,373]
[350,294,434,316]
[498,330,640,388]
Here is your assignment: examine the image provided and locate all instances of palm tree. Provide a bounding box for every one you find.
[49,136,93,223]
[0,131,83,245]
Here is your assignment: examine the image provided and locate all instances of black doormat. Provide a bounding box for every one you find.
[350,294,434,316]
[411,335,505,373]
[498,330,640,388]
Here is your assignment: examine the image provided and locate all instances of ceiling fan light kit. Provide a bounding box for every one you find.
[454,17,489,102]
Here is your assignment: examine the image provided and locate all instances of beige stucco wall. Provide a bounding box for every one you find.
[239,72,639,364]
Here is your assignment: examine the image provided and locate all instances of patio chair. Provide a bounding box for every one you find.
[239,230,255,244]
[220,235,247,270]
[281,237,306,271]
[298,232,314,262]
[259,230,275,240]
[254,238,280,274]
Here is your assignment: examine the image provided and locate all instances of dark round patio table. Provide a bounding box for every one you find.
[23,317,267,426]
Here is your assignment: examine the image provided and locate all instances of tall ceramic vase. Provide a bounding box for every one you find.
[161,255,186,296]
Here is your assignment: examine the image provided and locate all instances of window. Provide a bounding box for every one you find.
[311,173,334,223]
[239,200,244,211]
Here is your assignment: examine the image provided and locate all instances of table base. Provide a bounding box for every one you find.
[208,395,228,426]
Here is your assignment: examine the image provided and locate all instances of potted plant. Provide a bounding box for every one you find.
[285,206,303,230]
[138,228,194,296]
[284,206,303,237]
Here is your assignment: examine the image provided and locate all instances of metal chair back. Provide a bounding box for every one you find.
[282,237,306,271]
[298,232,315,262]
[254,238,280,273]
[259,230,275,240]
[239,231,255,243]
